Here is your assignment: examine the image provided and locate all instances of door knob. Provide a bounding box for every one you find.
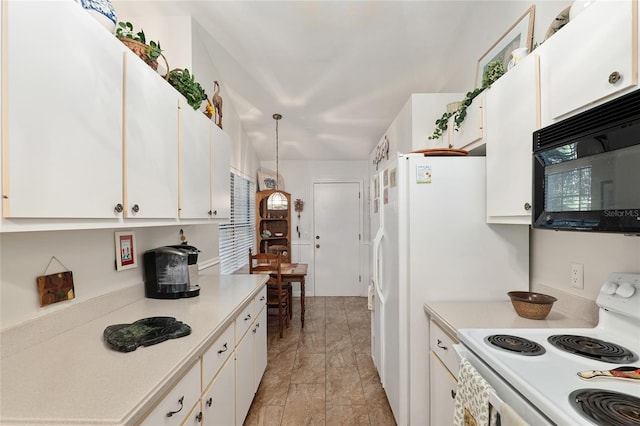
[316,244,320,249]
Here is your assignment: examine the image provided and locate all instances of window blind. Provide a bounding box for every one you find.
[219,172,255,274]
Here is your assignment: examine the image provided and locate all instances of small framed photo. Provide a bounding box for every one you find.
[115,231,137,271]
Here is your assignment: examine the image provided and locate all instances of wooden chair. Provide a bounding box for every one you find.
[249,249,290,338]
[249,249,293,321]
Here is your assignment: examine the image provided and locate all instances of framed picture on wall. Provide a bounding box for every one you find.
[115,231,137,271]
[475,5,535,88]
[257,170,285,191]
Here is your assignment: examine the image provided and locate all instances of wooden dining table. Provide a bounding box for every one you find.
[234,262,308,328]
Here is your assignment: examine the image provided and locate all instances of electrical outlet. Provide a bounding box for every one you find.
[571,263,584,289]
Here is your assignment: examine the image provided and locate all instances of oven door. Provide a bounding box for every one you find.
[453,344,554,426]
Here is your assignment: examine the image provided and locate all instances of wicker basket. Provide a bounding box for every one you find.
[118,37,169,79]
[508,291,557,320]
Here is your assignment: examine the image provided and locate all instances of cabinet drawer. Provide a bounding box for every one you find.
[254,287,267,314]
[202,322,234,389]
[430,320,459,376]
[235,301,255,341]
[141,361,201,426]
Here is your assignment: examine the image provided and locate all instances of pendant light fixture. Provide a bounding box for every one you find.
[267,113,288,210]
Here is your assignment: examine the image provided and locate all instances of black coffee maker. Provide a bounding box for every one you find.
[144,247,200,299]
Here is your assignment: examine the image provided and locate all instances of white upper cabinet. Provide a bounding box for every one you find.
[123,51,179,219]
[179,102,212,219]
[448,95,484,152]
[539,0,637,125]
[3,1,124,218]
[211,124,230,219]
[485,54,539,224]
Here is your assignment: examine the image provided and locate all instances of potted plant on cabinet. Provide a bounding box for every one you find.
[428,60,505,141]
[115,21,167,72]
[166,68,208,110]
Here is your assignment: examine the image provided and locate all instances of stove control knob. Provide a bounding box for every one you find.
[602,281,619,295]
[615,282,636,298]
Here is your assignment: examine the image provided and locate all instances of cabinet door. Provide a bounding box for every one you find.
[540,0,637,124]
[235,330,255,426]
[448,96,484,152]
[485,55,539,224]
[202,355,236,426]
[4,1,123,218]
[254,306,267,389]
[430,353,457,426]
[210,124,230,219]
[123,51,179,219]
[179,103,211,219]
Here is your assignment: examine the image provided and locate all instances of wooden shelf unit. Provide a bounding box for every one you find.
[255,190,291,262]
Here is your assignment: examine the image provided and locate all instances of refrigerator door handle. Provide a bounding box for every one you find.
[373,228,385,304]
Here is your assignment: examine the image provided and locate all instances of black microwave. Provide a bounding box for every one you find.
[533,89,640,235]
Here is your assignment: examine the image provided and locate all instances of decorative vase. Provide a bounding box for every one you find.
[76,0,117,33]
[507,47,528,71]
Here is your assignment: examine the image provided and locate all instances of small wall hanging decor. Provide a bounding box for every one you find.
[37,256,75,307]
[115,231,137,271]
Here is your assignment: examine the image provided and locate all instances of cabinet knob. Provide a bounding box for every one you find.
[206,397,213,407]
[114,203,123,213]
[245,314,252,321]
[212,210,217,216]
[451,390,457,399]
[524,202,532,211]
[132,204,140,213]
[316,244,320,249]
[316,235,320,240]
[608,71,622,84]
[195,411,203,423]
[437,339,448,350]
[208,210,213,216]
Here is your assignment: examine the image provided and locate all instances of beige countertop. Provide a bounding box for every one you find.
[424,301,597,339]
[0,271,268,425]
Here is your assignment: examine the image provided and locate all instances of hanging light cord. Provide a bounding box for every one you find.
[273,113,282,191]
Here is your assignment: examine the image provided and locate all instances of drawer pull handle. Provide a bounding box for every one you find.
[166,396,184,417]
[206,397,213,407]
[196,411,203,422]
[451,390,457,399]
[217,342,228,354]
[437,339,448,350]
[245,314,252,321]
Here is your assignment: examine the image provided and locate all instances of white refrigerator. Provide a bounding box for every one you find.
[370,153,528,426]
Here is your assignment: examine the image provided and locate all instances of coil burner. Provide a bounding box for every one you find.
[484,335,545,356]
[570,389,640,426]
[548,335,638,364]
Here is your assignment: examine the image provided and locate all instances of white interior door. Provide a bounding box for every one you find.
[313,182,361,296]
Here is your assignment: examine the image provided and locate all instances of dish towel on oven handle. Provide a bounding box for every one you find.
[497,401,529,426]
[453,358,498,426]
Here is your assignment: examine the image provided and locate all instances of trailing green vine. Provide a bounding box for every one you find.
[428,60,506,140]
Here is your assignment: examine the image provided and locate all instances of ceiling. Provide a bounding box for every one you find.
[112,1,561,162]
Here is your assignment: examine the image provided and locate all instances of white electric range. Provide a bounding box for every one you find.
[456,273,640,426]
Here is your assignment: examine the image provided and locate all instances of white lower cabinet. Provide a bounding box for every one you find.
[235,325,256,425]
[254,306,268,388]
[430,353,458,426]
[140,287,268,426]
[429,320,459,426]
[141,361,201,426]
[202,355,236,426]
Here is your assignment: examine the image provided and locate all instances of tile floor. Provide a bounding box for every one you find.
[244,296,397,426]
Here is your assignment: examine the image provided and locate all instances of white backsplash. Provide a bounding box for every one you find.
[531,283,599,325]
